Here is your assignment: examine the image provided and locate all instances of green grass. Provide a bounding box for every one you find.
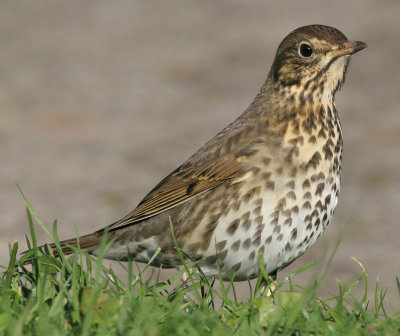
[0,199,399,335]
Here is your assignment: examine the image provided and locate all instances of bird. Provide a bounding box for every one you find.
[32,25,366,281]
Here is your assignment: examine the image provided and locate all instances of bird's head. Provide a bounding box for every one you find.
[270,25,367,102]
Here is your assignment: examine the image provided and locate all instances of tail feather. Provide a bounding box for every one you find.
[50,232,104,256]
[23,232,105,262]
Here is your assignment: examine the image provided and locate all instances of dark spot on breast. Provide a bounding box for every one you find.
[253,207,262,216]
[262,157,271,166]
[233,200,241,211]
[216,240,227,251]
[231,240,241,251]
[218,249,228,261]
[270,217,278,226]
[243,186,262,203]
[291,228,297,240]
[325,194,331,205]
[284,218,292,226]
[311,209,319,218]
[276,197,287,210]
[208,213,221,223]
[314,218,320,230]
[205,254,217,264]
[286,180,295,189]
[262,172,272,180]
[248,251,255,261]
[243,238,251,249]
[270,210,279,218]
[285,146,299,163]
[266,181,275,190]
[232,189,241,200]
[326,138,335,148]
[241,211,250,222]
[334,143,341,153]
[301,117,313,134]
[297,135,304,145]
[251,166,261,175]
[319,105,326,119]
[242,219,251,231]
[291,205,299,214]
[227,219,240,235]
[302,179,310,189]
[315,183,325,196]
[232,262,241,272]
[323,144,333,160]
[254,198,263,207]
[318,129,327,138]
[286,191,296,200]
[306,151,322,170]
[188,242,201,253]
[201,220,219,250]
[252,236,261,247]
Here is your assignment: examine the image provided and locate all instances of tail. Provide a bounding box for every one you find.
[24,231,106,262]
[52,232,105,256]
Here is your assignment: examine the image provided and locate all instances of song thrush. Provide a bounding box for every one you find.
[35,25,366,280]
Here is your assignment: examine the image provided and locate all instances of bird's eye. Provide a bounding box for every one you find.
[299,43,313,58]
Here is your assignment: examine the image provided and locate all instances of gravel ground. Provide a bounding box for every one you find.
[1,1,399,302]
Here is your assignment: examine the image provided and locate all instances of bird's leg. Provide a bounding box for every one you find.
[180,270,189,288]
[260,270,277,297]
[179,268,192,311]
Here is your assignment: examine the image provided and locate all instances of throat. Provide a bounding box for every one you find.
[264,81,333,114]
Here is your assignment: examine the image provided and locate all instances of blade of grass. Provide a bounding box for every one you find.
[169,218,202,303]
[274,262,316,292]
[18,184,51,238]
[26,207,39,256]
[4,241,19,288]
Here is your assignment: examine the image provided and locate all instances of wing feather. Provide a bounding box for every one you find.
[104,157,244,231]
[102,113,261,232]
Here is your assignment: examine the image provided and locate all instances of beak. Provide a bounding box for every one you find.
[326,40,367,58]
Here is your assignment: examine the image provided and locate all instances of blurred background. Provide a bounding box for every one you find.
[1,1,399,302]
